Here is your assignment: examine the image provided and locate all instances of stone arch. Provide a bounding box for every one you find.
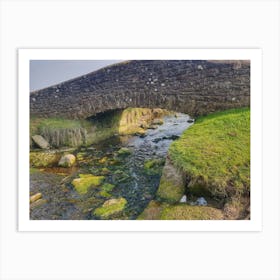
[30,60,250,119]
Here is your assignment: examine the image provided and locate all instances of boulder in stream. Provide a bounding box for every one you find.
[32,135,50,149]
[58,154,76,167]
[156,157,186,203]
[93,197,127,219]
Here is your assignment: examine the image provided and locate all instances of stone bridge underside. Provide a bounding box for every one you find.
[30,60,250,119]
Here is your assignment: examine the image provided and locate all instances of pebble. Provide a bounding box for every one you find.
[196,197,207,206]
[180,195,187,203]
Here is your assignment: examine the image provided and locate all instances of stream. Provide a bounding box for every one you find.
[30,113,193,220]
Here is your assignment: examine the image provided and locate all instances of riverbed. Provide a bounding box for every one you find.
[30,113,193,220]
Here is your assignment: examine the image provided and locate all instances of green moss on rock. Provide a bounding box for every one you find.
[30,151,62,167]
[99,190,113,198]
[156,157,186,203]
[72,174,105,194]
[93,198,127,218]
[160,205,224,220]
[117,147,132,156]
[101,183,115,192]
[137,200,165,220]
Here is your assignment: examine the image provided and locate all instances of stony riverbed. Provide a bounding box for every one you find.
[30,113,193,220]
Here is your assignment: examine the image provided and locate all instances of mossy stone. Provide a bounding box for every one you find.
[93,198,127,218]
[160,205,224,220]
[72,174,105,194]
[117,147,132,156]
[101,183,115,192]
[30,151,62,167]
[144,158,165,175]
[137,200,165,220]
[156,157,186,203]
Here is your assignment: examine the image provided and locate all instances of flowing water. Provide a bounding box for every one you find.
[30,113,193,220]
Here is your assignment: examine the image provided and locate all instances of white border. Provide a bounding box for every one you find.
[18,49,262,232]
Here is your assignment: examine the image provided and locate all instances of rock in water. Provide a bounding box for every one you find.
[32,135,50,149]
[180,195,187,203]
[30,192,42,203]
[93,198,127,219]
[58,154,76,167]
[196,197,207,206]
[30,199,47,209]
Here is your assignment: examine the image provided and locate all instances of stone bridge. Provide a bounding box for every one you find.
[30,60,250,119]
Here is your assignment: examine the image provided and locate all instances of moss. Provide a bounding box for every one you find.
[101,183,115,192]
[156,177,185,203]
[72,174,105,194]
[137,200,166,220]
[30,151,62,167]
[144,158,165,175]
[99,190,112,198]
[138,200,224,220]
[117,147,132,156]
[100,167,110,175]
[30,167,39,174]
[160,205,224,220]
[169,108,250,198]
[93,198,127,218]
[76,152,87,161]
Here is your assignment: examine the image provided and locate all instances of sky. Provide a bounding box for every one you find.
[30,60,123,92]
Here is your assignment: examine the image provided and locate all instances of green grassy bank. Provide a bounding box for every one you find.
[169,107,250,199]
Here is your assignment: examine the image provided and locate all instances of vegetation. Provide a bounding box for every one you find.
[156,177,185,203]
[30,151,62,167]
[117,147,132,156]
[93,198,127,218]
[160,205,223,220]
[30,108,166,148]
[144,158,165,175]
[137,200,223,220]
[169,108,250,198]
[72,174,105,194]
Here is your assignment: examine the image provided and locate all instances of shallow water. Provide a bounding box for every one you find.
[30,113,193,220]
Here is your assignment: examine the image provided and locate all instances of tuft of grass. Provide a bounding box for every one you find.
[72,174,105,194]
[38,118,82,130]
[169,108,250,198]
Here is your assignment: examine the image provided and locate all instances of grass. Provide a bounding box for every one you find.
[30,117,82,134]
[169,108,250,198]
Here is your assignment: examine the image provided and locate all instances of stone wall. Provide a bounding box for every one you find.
[30,60,250,119]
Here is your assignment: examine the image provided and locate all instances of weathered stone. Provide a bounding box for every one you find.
[31,135,50,149]
[58,154,76,167]
[72,174,105,194]
[30,151,62,167]
[30,192,42,203]
[180,195,187,203]
[30,60,250,119]
[156,156,186,203]
[30,199,47,209]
